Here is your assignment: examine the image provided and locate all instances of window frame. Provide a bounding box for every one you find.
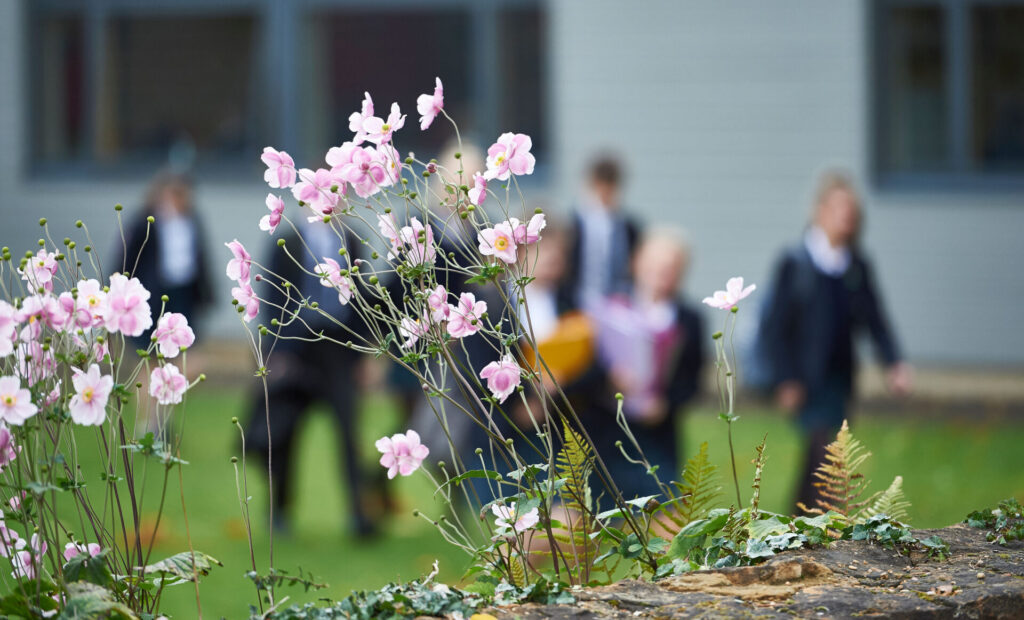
[25,0,548,185]
[871,0,1024,192]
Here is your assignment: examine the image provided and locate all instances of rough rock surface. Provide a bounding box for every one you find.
[494,525,1024,619]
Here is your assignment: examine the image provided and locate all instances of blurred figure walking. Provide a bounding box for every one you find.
[244,221,374,537]
[759,171,911,511]
[567,156,640,308]
[120,172,213,345]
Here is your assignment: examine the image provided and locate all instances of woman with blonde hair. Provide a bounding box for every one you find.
[761,170,911,511]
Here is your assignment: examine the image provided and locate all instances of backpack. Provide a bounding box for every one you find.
[741,246,818,392]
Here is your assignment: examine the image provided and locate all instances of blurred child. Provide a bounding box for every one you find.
[760,171,910,511]
[588,230,705,500]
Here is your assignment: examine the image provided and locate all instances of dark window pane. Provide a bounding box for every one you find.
[302,10,472,161]
[34,14,86,162]
[104,15,259,165]
[972,6,1024,172]
[878,5,948,174]
[497,7,545,158]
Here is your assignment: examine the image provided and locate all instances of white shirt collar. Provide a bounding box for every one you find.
[804,225,851,276]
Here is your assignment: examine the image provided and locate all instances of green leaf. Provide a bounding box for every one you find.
[668,509,730,559]
[63,550,114,588]
[746,515,791,539]
[144,550,221,585]
[59,582,136,619]
[437,469,503,494]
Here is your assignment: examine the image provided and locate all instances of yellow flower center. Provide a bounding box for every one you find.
[28,316,36,324]
[381,124,390,132]
[496,155,506,165]
[82,388,94,403]
[88,296,99,307]
[2,395,14,406]
[494,237,508,251]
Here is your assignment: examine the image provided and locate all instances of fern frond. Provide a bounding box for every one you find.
[863,475,911,523]
[798,420,873,521]
[749,435,768,521]
[672,442,721,527]
[555,420,594,516]
[509,556,527,587]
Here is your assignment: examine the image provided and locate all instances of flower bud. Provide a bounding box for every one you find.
[231,416,239,424]
[231,456,238,463]
[75,220,83,228]
[454,152,461,159]
[147,216,155,224]
[38,218,47,226]
[712,331,723,340]
[277,238,286,247]
[161,294,169,302]
[475,447,483,455]
[616,392,624,400]
[114,204,123,211]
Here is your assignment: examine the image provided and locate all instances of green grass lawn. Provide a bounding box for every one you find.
[93,384,1024,618]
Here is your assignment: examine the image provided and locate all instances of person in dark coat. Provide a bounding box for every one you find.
[760,171,912,511]
[565,156,641,308]
[585,231,705,501]
[244,220,374,537]
[119,172,213,346]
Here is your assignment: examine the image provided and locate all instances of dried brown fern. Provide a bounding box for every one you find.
[797,420,874,521]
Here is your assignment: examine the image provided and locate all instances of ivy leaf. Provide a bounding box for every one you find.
[63,550,114,588]
[58,582,135,619]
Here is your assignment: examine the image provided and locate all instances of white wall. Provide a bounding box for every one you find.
[548,0,1024,364]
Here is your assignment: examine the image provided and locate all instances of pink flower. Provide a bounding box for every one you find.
[0,302,17,357]
[375,429,429,479]
[477,222,518,264]
[261,147,297,189]
[339,146,390,198]
[468,173,487,207]
[292,168,342,218]
[17,294,67,341]
[259,194,285,234]
[313,258,353,305]
[426,285,450,322]
[510,213,546,245]
[0,377,36,426]
[43,383,61,407]
[232,280,260,322]
[0,424,18,471]
[12,534,46,579]
[484,133,536,181]
[416,77,444,130]
[377,213,402,255]
[9,493,24,512]
[702,277,757,310]
[225,239,252,283]
[75,279,106,327]
[491,502,540,533]
[348,92,374,144]
[152,312,195,358]
[15,341,54,387]
[479,355,521,403]
[149,365,188,405]
[0,523,24,558]
[19,250,58,293]
[447,292,487,339]
[362,102,406,146]
[398,218,436,266]
[63,542,101,563]
[378,144,402,186]
[398,316,429,349]
[104,274,152,337]
[69,364,113,426]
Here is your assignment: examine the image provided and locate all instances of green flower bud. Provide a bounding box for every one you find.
[114,204,123,211]
[38,218,47,226]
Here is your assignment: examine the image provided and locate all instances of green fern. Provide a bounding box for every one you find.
[672,442,721,526]
[555,420,594,515]
[798,420,873,522]
[864,475,911,522]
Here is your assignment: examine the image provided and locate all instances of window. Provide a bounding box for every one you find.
[30,6,263,173]
[298,4,546,168]
[28,1,546,178]
[873,0,1024,184]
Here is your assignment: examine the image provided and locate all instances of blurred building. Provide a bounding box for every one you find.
[0,0,1022,366]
